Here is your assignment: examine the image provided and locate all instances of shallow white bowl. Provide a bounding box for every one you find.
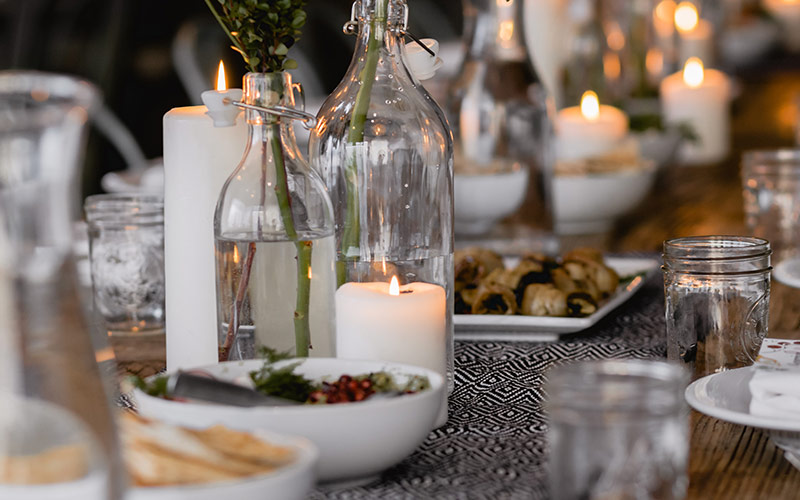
[132,358,444,483]
[454,167,529,235]
[553,164,656,234]
[126,430,318,500]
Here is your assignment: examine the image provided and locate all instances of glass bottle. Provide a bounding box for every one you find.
[561,0,609,106]
[214,72,336,362]
[448,0,554,238]
[309,0,455,393]
[0,71,123,498]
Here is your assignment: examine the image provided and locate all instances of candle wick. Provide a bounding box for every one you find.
[400,290,413,294]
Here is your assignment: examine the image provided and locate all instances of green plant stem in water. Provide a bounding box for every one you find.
[338,0,389,286]
[270,123,312,357]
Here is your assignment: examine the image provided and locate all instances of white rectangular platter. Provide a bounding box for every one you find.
[454,257,660,342]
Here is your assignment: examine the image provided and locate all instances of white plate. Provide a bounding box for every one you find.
[126,430,318,500]
[455,257,659,341]
[773,257,800,288]
[685,366,800,433]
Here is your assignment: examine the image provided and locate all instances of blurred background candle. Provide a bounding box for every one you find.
[555,90,629,160]
[336,276,447,377]
[675,1,714,66]
[163,62,246,370]
[660,57,730,165]
[763,0,800,51]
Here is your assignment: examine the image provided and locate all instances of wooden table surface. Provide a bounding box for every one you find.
[110,65,800,498]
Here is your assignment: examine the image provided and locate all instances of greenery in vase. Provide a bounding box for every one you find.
[205,0,307,73]
[206,0,313,358]
[339,0,390,285]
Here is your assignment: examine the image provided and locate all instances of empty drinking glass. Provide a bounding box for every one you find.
[547,360,689,500]
[85,194,165,337]
[742,149,800,263]
[663,236,771,378]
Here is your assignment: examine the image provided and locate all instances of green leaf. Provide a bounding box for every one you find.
[274,43,289,56]
[283,58,298,69]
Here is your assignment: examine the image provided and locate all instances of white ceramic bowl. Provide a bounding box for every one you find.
[553,165,657,234]
[126,431,318,500]
[454,167,529,235]
[132,358,444,484]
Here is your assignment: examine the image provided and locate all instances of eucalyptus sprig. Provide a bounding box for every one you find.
[205,0,307,73]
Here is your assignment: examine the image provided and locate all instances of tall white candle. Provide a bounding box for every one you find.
[163,106,246,370]
[335,278,446,377]
[674,2,714,65]
[555,91,629,161]
[660,57,730,165]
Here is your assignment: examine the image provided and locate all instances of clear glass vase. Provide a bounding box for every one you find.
[308,0,455,393]
[447,0,554,238]
[0,72,123,498]
[214,72,336,362]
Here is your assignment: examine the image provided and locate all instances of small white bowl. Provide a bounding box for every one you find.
[454,167,529,235]
[553,165,656,234]
[126,431,318,500]
[132,358,444,484]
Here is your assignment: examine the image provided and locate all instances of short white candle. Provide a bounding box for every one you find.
[555,91,629,161]
[675,3,713,65]
[163,62,247,370]
[335,277,446,377]
[660,57,730,165]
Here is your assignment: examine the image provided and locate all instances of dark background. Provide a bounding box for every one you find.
[0,0,462,195]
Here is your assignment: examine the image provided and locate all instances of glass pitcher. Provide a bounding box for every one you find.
[0,71,123,499]
[447,0,554,238]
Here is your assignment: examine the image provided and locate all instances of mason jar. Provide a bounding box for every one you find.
[663,236,771,378]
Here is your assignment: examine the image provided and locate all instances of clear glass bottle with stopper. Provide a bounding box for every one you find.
[448,0,555,240]
[214,71,337,361]
[308,0,455,405]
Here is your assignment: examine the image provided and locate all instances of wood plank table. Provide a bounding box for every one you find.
[111,65,800,498]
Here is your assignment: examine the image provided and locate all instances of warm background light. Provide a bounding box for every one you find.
[216,60,227,91]
[683,57,705,88]
[654,0,676,37]
[674,2,699,33]
[389,275,400,296]
[580,91,600,121]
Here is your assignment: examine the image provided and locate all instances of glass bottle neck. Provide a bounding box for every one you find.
[351,0,405,58]
[463,0,529,62]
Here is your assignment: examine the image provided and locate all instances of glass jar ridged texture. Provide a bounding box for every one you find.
[308,0,455,392]
[214,72,336,362]
[662,236,771,378]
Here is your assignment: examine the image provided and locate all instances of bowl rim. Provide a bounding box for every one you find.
[133,357,445,416]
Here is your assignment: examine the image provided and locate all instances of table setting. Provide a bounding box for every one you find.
[4,0,800,499]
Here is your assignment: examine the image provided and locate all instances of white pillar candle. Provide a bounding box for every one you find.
[555,91,629,161]
[660,57,730,165]
[163,98,246,370]
[335,278,446,376]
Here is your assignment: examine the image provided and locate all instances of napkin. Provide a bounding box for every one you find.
[749,339,800,419]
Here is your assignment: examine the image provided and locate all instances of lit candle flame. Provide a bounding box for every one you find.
[232,245,240,264]
[683,57,704,88]
[382,258,387,274]
[580,91,600,121]
[674,2,699,33]
[216,60,227,91]
[308,266,313,280]
[389,276,400,296]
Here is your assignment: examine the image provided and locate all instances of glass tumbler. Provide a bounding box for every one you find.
[741,149,800,263]
[547,360,689,500]
[663,236,771,378]
[85,194,165,337]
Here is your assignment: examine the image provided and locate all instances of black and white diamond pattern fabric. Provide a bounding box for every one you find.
[311,272,667,499]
